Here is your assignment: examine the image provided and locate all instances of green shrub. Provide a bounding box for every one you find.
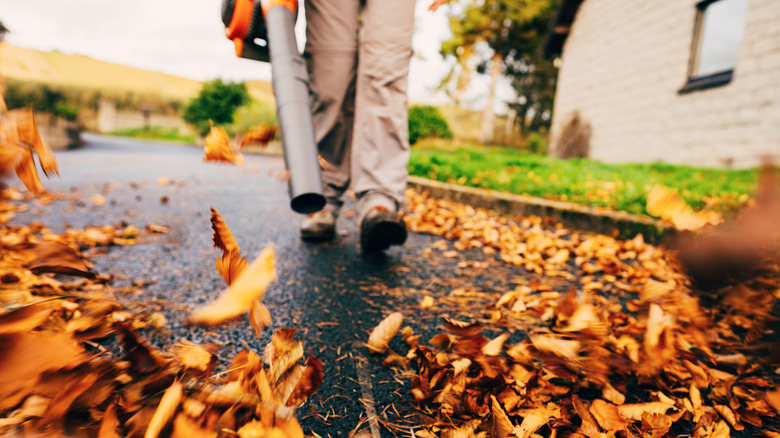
[527,133,547,154]
[408,105,452,145]
[183,79,250,136]
[52,103,79,121]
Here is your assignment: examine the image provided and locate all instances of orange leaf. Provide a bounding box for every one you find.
[367,312,403,353]
[4,108,58,176]
[646,184,721,231]
[617,401,675,422]
[0,140,24,177]
[491,395,514,438]
[482,332,509,356]
[204,121,243,165]
[264,328,304,385]
[145,381,182,438]
[14,150,45,195]
[98,402,121,438]
[17,241,96,278]
[240,123,276,148]
[286,355,324,407]
[249,299,271,338]
[589,399,629,432]
[210,207,239,255]
[529,334,581,360]
[188,245,276,325]
[215,252,248,287]
[171,340,215,373]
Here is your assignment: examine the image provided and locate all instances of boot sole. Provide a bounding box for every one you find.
[360,218,407,253]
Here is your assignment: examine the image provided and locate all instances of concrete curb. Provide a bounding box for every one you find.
[407,176,675,244]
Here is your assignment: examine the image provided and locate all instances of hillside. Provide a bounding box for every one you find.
[0,44,274,103]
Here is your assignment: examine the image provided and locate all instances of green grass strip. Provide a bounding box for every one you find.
[409,142,757,217]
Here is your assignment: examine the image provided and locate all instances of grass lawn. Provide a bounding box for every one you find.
[110,126,196,145]
[409,141,758,217]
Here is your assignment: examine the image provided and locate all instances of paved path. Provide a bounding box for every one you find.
[12,134,546,436]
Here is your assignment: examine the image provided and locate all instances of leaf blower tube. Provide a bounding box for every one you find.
[223,0,326,214]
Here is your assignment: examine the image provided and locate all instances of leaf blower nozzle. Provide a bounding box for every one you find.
[223,0,326,215]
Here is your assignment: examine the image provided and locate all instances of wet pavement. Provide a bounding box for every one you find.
[11,134,537,437]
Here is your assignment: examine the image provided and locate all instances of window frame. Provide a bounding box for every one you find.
[679,0,744,94]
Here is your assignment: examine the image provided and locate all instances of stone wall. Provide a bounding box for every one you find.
[549,0,780,168]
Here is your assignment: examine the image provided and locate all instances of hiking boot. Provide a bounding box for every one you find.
[300,210,336,241]
[359,206,407,253]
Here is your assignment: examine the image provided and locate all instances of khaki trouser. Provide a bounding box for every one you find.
[303,0,415,219]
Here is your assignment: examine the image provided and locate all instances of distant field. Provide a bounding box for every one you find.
[0,44,274,104]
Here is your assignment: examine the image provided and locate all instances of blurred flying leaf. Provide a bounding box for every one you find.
[239,123,276,148]
[203,120,244,165]
[188,245,275,325]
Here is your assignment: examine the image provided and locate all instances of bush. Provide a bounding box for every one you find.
[408,105,452,145]
[52,103,79,121]
[526,133,547,155]
[183,79,250,136]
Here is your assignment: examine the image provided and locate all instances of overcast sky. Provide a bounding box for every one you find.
[0,0,466,105]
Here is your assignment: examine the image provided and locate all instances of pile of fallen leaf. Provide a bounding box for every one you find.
[0,106,320,436]
[376,173,780,437]
[0,189,323,437]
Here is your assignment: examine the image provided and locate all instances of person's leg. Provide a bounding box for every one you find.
[303,0,359,215]
[353,0,415,250]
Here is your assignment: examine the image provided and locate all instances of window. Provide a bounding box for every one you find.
[680,0,749,93]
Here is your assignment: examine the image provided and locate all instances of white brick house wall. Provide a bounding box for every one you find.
[549,0,780,168]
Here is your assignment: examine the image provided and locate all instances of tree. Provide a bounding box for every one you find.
[184,79,250,136]
[503,1,558,135]
[439,0,556,143]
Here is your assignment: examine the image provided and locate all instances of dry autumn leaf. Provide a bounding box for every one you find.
[240,123,277,148]
[204,120,244,165]
[367,312,403,353]
[145,380,182,438]
[188,244,276,325]
[589,399,629,432]
[646,184,722,231]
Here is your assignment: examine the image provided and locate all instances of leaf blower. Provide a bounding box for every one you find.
[222,0,326,214]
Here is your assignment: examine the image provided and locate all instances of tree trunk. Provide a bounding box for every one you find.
[479,52,502,144]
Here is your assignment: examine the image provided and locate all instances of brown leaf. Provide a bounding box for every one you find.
[249,299,271,338]
[442,316,483,337]
[617,401,675,422]
[210,207,239,255]
[713,404,744,431]
[0,302,55,335]
[481,332,509,356]
[145,380,183,438]
[367,312,403,353]
[171,414,218,438]
[766,389,780,415]
[0,140,24,177]
[215,252,248,287]
[286,355,324,406]
[17,241,96,278]
[171,340,216,374]
[491,395,514,438]
[513,409,556,438]
[240,123,276,148]
[204,121,243,165]
[188,244,276,325]
[15,150,45,195]
[4,108,58,176]
[589,399,629,432]
[0,332,86,412]
[39,372,99,426]
[264,328,304,385]
[529,334,580,360]
[98,402,121,438]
